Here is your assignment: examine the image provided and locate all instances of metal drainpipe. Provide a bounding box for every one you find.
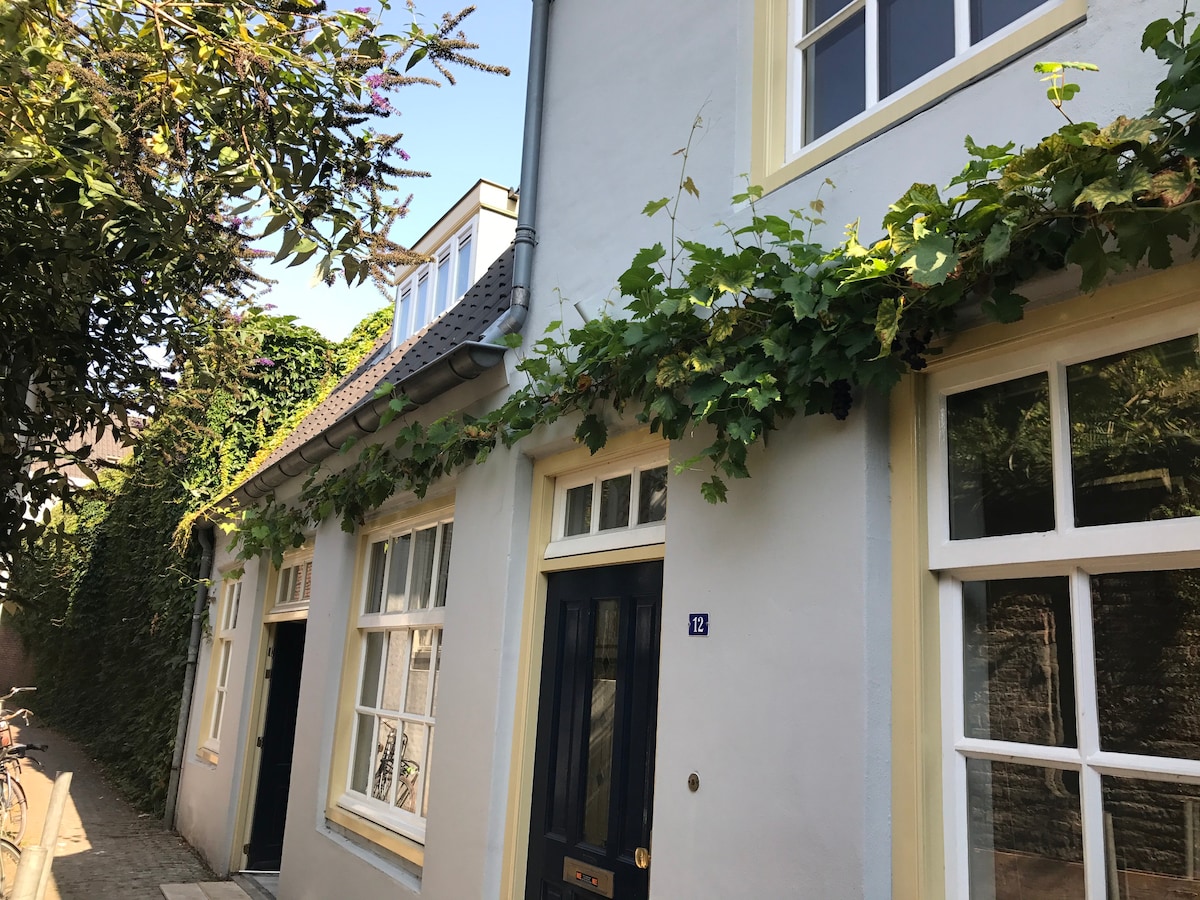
[480,0,552,344]
[164,523,214,829]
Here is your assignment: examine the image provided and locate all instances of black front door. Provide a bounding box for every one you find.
[526,561,663,900]
[246,620,305,871]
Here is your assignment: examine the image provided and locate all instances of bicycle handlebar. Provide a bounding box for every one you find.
[0,687,35,704]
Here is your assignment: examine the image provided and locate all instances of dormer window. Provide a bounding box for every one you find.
[392,219,477,347]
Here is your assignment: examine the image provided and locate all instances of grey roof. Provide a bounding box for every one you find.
[249,244,514,478]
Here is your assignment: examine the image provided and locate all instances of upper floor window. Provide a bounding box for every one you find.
[752,0,1085,191]
[797,0,1064,142]
[392,223,475,347]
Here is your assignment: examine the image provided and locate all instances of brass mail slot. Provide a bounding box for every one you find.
[562,856,615,899]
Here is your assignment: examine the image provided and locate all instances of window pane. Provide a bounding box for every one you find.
[423,727,435,818]
[1068,335,1200,527]
[351,713,375,794]
[806,0,849,30]
[371,718,398,802]
[404,628,434,716]
[360,631,386,707]
[805,11,866,142]
[948,373,1054,539]
[963,578,1076,747]
[455,236,473,296]
[414,275,429,329]
[434,254,451,316]
[435,523,452,608]
[301,561,312,602]
[1102,775,1200,895]
[409,527,437,610]
[431,632,443,717]
[637,466,668,524]
[365,541,387,614]
[385,534,411,612]
[565,484,593,536]
[397,289,412,339]
[396,721,426,814]
[583,599,620,848]
[598,475,631,531]
[216,640,233,689]
[878,0,954,97]
[381,630,409,712]
[1093,569,1200,760]
[211,692,225,742]
[966,758,1085,899]
[971,0,1048,43]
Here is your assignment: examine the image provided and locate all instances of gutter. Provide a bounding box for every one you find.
[233,0,553,505]
[165,522,214,829]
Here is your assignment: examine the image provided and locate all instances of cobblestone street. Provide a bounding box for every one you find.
[14,722,214,899]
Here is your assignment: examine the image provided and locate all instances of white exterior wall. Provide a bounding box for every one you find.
[176,1,1183,896]
[176,548,267,872]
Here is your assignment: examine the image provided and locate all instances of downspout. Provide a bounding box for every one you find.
[479,0,551,344]
[234,0,553,504]
[165,522,214,829]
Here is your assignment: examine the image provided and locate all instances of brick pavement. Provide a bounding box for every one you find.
[12,722,214,899]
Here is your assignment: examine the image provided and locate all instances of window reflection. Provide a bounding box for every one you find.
[1068,335,1200,527]
[1093,569,1200,761]
[966,758,1084,899]
[963,578,1076,748]
[1103,775,1200,897]
[948,373,1054,539]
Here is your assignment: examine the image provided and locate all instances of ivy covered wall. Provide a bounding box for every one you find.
[6,307,389,814]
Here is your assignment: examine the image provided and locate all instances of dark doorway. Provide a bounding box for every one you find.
[526,561,663,900]
[245,620,306,871]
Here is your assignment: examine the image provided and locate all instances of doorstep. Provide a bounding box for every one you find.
[160,883,253,900]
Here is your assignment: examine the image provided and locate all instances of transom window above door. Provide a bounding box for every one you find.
[547,457,668,558]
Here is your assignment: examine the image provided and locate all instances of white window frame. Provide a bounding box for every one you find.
[207,577,242,750]
[337,510,453,845]
[786,0,1083,163]
[546,452,669,559]
[927,307,1200,898]
[391,218,477,347]
[267,552,313,622]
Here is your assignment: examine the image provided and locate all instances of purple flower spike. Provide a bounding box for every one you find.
[354,5,371,13]
[370,90,392,113]
[399,148,411,161]
[365,73,385,89]
[254,357,276,367]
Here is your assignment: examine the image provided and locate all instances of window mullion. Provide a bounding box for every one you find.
[953,0,971,54]
[863,0,879,108]
[796,0,864,49]
[1071,568,1106,899]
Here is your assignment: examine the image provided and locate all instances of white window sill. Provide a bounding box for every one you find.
[335,791,426,847]
[545,523,666,559]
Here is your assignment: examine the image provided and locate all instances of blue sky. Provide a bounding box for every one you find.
[260,1,532,340]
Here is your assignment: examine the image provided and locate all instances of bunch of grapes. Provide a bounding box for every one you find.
[830,379,852,420]
[890,329,932,371]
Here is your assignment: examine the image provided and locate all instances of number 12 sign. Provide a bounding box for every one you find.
[688,613,709,636]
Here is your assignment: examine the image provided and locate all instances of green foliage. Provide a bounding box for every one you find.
[5,307,381,813]
[236,10,1200,563]
[0,0,506,569]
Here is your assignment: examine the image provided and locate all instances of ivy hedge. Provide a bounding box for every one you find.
[7,309,389,814]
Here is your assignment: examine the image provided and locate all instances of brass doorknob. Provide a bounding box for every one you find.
[634,847,651,869]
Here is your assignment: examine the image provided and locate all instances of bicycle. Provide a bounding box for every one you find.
[0,687,42,845]
[0,835,19,898]
[370,722,420,812]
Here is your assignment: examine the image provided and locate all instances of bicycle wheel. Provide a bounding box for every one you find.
[0,778,26,845]
[0,837,20,898]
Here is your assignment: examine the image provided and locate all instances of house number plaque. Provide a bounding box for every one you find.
[688,613,709,636]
